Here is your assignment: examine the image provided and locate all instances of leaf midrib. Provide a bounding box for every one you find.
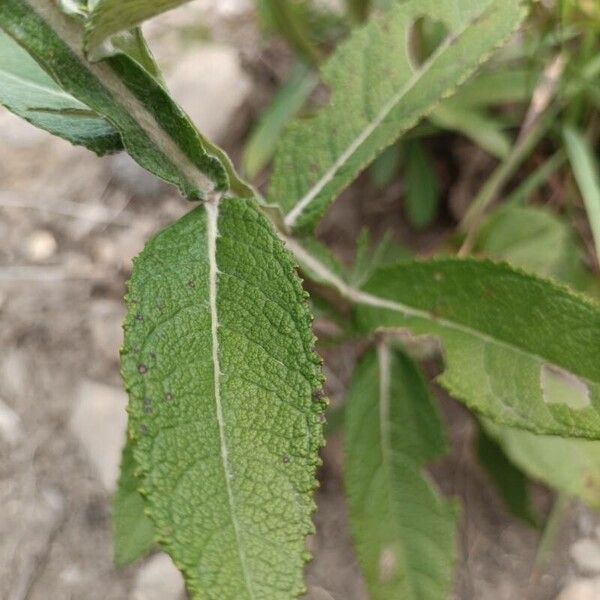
[205,200,256,600]
[376,343,417,599]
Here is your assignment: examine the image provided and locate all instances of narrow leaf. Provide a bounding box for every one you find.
[243,63,318,179]
[85,0,193,54]
[476,427,538,526]
[403,140,440,229]
[270,0,527,233]
[113,437,156,567]
[431,104,511,159]
[0,0,252,199]
[345,345,457,600]
[0,29,120,154]
[122,198,325,598]
[564,126,600,262]
[355,259,600,439]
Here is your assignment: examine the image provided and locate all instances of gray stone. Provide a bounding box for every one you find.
[69,379,128,492]
[131,553,185,600]
[0,397,23,446]
[571,538,600,574]
[166,44,252,143]
[557,578,600,600]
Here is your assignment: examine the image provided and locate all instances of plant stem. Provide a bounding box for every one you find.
[526,493,570,597]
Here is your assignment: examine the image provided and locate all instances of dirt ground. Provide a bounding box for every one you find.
[1,3,599,600]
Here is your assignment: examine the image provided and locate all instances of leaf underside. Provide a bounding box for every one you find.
[345,346,457,600]
[270,0,526,233]
[0,28,120,154]
[356,259,600,440]
[122,198,325,599]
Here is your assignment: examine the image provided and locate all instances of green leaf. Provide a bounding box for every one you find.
[243,63,318,179]
[564,126,600,262]
[270,0,527,233]
[354,259,600,439]
[431,103,511,159]
[0,0,252,199]
[403,140,440,229]
[85,0,193,54]
[344,345,457,600]
[121,198,325,598]
[474,204,600,510]
[484,420,600,510]
[474,205,596,293]
[113,437,156,568]
[476,426,538,526]
[0,29,120,154]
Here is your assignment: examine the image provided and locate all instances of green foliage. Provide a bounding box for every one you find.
[113,438,155,567]
[474,205,596,292]
[121,199,325,598]
[403,140,440,229]
[345,346,457,599]
[484,420,600,510]
[243,63,318,179]
[269,0,526,233]
[4,0,600,597]
[564,126,600,261]
[356,259,600,439]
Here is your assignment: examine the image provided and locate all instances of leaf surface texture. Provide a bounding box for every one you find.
[122,198,325,599]
[270,0,526,232]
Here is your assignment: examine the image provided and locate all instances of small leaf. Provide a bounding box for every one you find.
[484,420,600,510]
[243,63,318,179]
[345,345,457,600]
[370,144,402,190]
[355,259,600,439]
[476,426,538,526]
[403,140,440,229]
[474,205,597,293]
[431,103,511,159]
[85,0,194,54]
[113,437,156,568]
[122,198,325,598]
[270,0,527,233]
[0,29,120,154]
